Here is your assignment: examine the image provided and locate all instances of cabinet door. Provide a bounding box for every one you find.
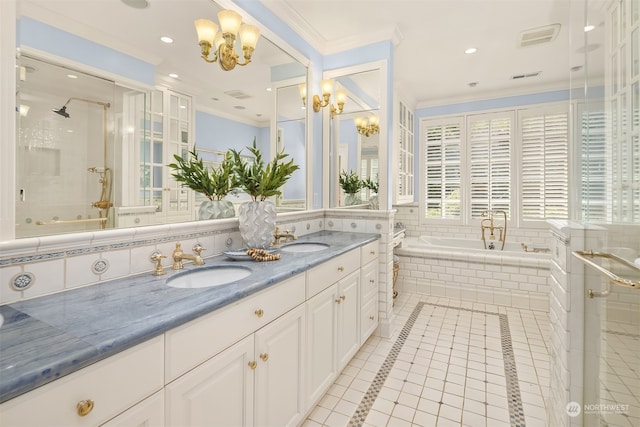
[305,283,338,407]
[254,304,306,427]
[101,390,164,427]
[165,335,254,427]
[337,270,360,370]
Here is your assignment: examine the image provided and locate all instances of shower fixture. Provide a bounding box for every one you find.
[52,105,70,118]
[53,97,113,228]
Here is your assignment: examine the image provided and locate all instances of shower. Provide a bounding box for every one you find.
[53,97,113,228]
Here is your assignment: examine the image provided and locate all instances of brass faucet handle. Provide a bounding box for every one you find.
[192,244,206,256]
[150,252,167,276]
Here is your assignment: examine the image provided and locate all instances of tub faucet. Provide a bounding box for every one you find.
[172,242,206,270]
[480,210,507,250]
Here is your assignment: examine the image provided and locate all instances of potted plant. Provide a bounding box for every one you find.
[362,176,379,210]
[230,138,299,248]
[339,170,363,206]
[168,149,236,219]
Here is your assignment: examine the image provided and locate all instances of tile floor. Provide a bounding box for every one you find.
[301,292,550,427]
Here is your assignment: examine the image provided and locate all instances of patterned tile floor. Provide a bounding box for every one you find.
[301,292,550,427]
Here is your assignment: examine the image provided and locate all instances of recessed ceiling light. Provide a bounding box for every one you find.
[266,87,272,92]
[169,73,179,78]
[160,36,174,44]
[211,97,219,101]
[465,47,478,54]
[468,82,478,87]
[234,106,246,110]
[121,0,148,9]
[67,74,78,79]
[584,24,595,32]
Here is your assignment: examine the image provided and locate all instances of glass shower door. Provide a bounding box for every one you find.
[580,250,640,427]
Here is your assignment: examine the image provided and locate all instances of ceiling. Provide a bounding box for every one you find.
[264,0,606,108]
[18,0,606,120]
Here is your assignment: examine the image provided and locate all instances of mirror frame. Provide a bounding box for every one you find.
[0,0,312,242]
[322,61,388,211]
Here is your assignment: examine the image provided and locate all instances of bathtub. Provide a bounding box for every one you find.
[394,236,551,311]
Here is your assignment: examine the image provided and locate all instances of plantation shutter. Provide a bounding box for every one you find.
[468,113,512,219]
[520,108,569,220]
[423,119,462,219]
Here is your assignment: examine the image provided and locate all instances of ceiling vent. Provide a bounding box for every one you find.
[225,90,252,100]
[519,24,561,47]
[511,71,542,80]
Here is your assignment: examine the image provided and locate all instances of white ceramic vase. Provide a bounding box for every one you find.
[198,200,235,220]
[237,200,277,249]
[345,193,362,206]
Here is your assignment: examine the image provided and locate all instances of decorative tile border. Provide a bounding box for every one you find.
[348,302,526,427]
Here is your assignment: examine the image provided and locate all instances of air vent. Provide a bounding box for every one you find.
[224,90,252,100]
[511,71,542,80]
[519,24,560,47]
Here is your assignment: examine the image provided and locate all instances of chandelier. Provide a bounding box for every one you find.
[194,10,261,71]
[354,115,380,136]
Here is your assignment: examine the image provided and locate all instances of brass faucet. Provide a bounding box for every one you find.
[172,242,206,270]
[480,210,507,250]
[273,227,297,245]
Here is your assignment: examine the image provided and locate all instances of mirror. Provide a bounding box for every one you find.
[327,68,381,208]
[14,0,308,238]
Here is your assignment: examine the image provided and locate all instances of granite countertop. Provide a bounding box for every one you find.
[0,231,378,403]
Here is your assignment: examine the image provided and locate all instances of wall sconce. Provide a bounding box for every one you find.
[354,115,380,137]
[194,9,261,71]
[312,79,347,116]
[298,83,307,107]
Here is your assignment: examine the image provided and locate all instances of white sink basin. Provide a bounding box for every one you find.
[280,242,330,253]
[167,266,252,289]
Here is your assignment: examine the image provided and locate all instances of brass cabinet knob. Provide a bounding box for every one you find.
[370,250,376,255]
[76,399,94,417]
[338,266,344,272]
[255,309,264,318]
[369,315,375,320]
[340,295,346,301]
[248,361,257,369]
[260,353,269,362]
[335,298,341,304]
[369,279,375,284]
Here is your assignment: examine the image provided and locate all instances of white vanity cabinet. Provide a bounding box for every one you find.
[101,390,165,427]
[165,274,306,427]
[360,240,379,344]
[306,249,361,407]
[0,336,164,427]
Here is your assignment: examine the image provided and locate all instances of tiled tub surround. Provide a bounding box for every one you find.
[0,230,379,404]
[394,237,551,311]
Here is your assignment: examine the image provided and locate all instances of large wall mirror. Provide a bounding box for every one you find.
[325,66,382,208]
[14,0,308,239]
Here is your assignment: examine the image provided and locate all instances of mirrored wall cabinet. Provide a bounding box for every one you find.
[393,99,414,205]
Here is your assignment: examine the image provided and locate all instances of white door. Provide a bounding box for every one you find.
[165,335,254,427]
[254,305,306,427]
[337,270,360,370]
[305,283,339,407]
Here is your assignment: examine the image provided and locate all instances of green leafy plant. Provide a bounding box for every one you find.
[362,176,379,194]
[229,138,300,201]
[339,170,363,194]
[168,149,234,201]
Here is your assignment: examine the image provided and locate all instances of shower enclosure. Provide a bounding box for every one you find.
[567,0,640,426]
[15,55,150,238]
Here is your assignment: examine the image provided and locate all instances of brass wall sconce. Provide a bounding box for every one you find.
[312,79,347,116]
[355,115,380,137]
[194,10,261,71]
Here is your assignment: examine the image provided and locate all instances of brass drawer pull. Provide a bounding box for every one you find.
[76,399,94,417]
[260,353,269,362]
[255,309,264,318]
[248,361,257,369]
[370,250,376,255]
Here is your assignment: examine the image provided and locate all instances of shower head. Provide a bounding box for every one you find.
[52,105,70,118]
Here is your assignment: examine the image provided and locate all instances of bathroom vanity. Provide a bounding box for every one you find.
[0,231,379,427]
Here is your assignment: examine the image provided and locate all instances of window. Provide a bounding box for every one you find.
[423,118,462,219]
[520,106,569,221]
[421,104,570,226]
